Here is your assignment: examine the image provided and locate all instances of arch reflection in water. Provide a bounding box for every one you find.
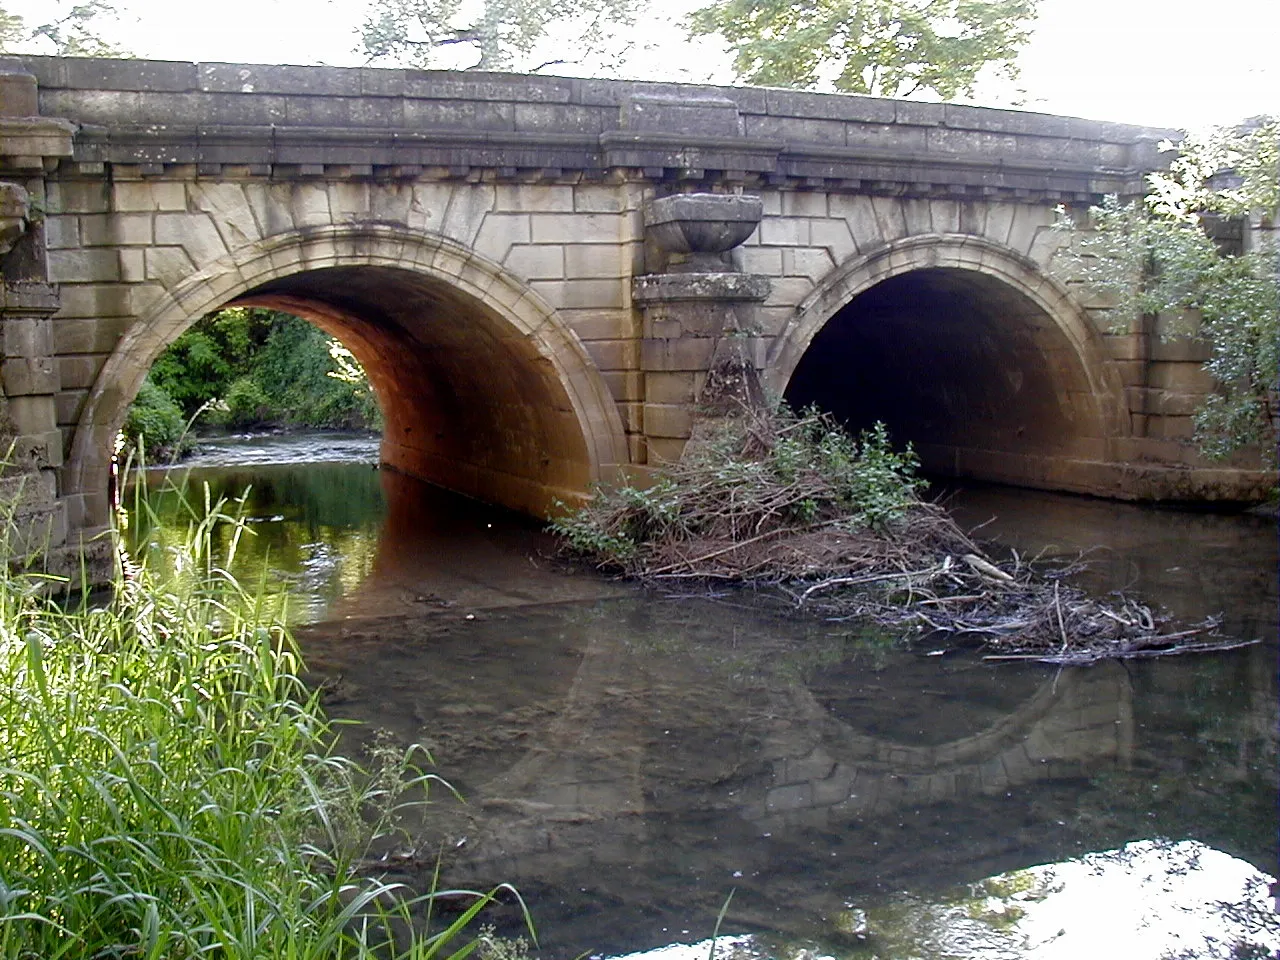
[297,594,1275,960]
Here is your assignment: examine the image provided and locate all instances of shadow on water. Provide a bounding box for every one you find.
[131,444,1279,959]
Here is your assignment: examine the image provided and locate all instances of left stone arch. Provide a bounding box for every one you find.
[67,223,629,530]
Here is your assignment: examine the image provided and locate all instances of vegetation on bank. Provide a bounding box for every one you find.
[552,402,1244,664]
[0,492,516,959]
[124,307,381,458]
[1053,119,1279,464]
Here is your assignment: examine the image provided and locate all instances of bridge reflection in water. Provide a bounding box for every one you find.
[135,449,1277,958]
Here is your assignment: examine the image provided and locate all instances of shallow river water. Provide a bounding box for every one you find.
[135,433,1279,960]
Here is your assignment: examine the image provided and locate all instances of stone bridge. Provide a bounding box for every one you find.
[1,56,1270,576]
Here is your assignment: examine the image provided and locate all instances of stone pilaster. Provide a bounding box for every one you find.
[633,193,770,464]
[0,64,110,581]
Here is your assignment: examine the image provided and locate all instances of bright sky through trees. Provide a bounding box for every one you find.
[3,0,1276,129]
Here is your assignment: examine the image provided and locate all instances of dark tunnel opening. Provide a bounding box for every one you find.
[783,268,1103,486]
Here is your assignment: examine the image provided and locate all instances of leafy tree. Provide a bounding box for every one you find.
[359,0,641,72]
[686,0,1037,99]
[1055,120,1278,462]
[0,0,127,56]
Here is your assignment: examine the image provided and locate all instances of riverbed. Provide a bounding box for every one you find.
[134,433,1279,959]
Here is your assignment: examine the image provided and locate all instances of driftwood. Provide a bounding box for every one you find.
[555,405,1248,663]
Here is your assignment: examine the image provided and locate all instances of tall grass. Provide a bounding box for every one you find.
[0,483,520,958]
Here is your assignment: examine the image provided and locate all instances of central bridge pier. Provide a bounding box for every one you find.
[0,57,1272,577]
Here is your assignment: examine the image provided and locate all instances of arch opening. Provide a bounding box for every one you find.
[233,265,594,515]
[782,266,1109,489]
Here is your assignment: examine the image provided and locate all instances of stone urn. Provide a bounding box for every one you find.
[643,192,764,272]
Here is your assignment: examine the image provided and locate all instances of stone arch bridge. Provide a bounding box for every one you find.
[0,57,1269,577]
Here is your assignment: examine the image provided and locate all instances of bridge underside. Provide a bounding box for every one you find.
[233,266,595,517]
[785,268,1108,491]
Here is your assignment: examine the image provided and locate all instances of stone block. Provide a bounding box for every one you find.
[55,282,132,319]
[583,338,637,371]
[79,212,153,246]
[808,218,856,265]
[828,193,880,249]
[563,244,627,279]
[2,356,58,396]
[736,246,783,274]
[154,212,229,267]
[495,183,574,213]
[473,213,531,263]
[645,371,700,405]
[3,317,52,358]
[440,185,495,246]
[189,182,262,248]
[144,246,197,286]
[118,249,145,282]
[601,370,644,402]
[47,248,119,283]
[764,276,815,308]
[759,218,809,246]
[561,309,630,341]
[55,389,88,427]
[1148,362,1214,392]
[45,179,110,215]
[641,336,716,372]
[642,402,693,439]
[531,212,623,245]
[782,247,834,281]
[504,245,564,280]
[44,214,78,249]
[112,181,186,213]
[530,278,626,310]
[1150,337,1211,363]
[5,394,55,434]
[53,316,130,355]
[1146,415,1196,439]
[57,355,106,391]
[289,183,332,230]
[646,436,688,464]
[870,195,908,242]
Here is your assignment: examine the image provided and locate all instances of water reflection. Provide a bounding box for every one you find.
[608,841,1278,960]
[128,449,1278,959]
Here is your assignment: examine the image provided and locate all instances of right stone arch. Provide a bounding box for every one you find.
[765,234,1129,494]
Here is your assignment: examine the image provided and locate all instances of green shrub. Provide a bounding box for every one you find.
[224,374,274,427]
[122,377,192,458]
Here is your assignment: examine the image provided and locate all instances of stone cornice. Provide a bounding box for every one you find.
[23,56,1172,202]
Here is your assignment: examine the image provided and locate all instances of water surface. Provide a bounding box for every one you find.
[134,437,1279,958]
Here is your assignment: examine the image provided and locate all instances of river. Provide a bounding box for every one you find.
[132,432,1279,960]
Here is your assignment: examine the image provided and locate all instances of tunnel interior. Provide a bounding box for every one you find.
[213,265,595,516]
[784,268,1101,482]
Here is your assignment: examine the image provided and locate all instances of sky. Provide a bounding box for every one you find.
[9,0,1278,131]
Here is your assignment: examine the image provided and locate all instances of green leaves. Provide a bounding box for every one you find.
[1053,120,1279,463]
[687,0,1037,99]
[359,0,641,72]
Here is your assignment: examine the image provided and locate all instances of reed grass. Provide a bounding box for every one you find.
[0,477,520,959]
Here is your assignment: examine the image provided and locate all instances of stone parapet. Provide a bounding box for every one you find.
[20,56,1171,201]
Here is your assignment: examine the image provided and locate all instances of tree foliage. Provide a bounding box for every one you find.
[686,0,1037,99]
[359,0,641,72]
[126,308,381,453]
[0,0,127,56]
[1055,120,1279,462]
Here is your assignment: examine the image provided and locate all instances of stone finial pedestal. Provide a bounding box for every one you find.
[634,193,770,464]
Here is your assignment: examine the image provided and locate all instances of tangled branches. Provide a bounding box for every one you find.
[552,405,1242,664]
